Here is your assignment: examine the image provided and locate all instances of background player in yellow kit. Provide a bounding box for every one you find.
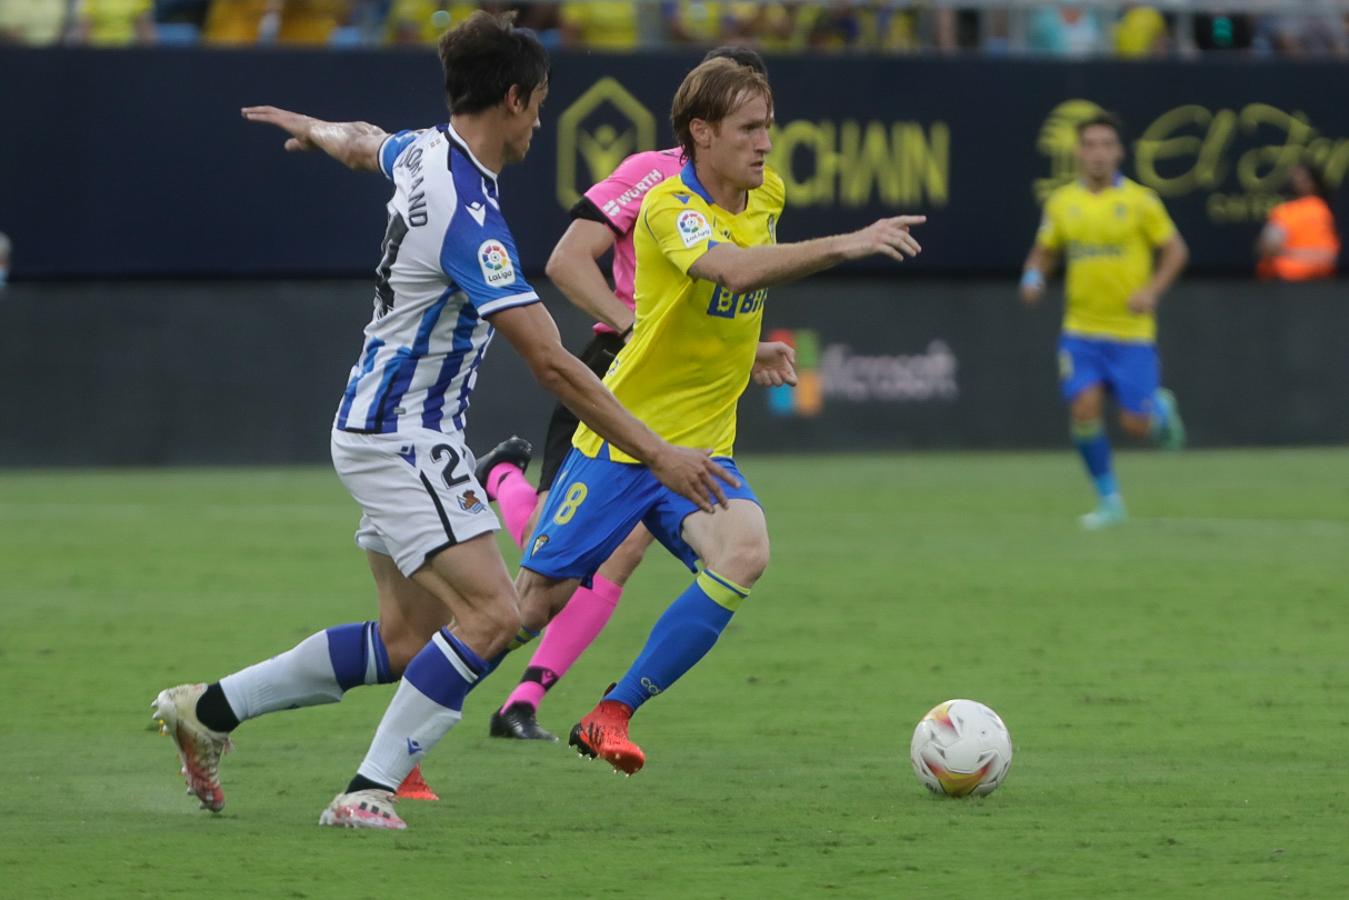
[515,57,926,774]
[1021,112,1189,530]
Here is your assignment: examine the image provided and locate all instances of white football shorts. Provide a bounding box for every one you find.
[331,428,499,577]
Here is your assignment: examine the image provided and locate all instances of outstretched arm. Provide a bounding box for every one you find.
[688,216,925,295]
[241,106,388,172]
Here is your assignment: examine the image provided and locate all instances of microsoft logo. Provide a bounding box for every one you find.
[766,328,822,417]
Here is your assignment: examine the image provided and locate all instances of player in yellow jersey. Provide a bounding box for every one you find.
[1021,112,1189,529]
[515,57,926,775]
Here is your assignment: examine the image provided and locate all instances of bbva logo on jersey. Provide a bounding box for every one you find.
[478,240,516,288]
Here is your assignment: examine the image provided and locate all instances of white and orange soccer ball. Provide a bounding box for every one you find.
[910,699,1013,797]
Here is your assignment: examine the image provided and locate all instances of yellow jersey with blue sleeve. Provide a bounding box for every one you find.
[572,161,785,464]
[1037,175,1176,343]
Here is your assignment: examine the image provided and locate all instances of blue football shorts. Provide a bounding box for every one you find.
[1058,334,1160,416]
[521,447,759,585]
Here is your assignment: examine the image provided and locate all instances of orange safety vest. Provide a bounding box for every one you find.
[1259,196,1340,281]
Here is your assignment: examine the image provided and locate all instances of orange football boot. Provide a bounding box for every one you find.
[395,764,439,801]
[569,700,645,775]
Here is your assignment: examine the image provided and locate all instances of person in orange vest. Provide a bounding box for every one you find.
[1257,163,1340,281]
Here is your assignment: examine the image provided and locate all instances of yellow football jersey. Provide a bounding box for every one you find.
[1037,176,1176,342]
[574,163,786,464]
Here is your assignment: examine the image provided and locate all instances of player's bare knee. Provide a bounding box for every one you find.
[709,533,770,588]
[1070,402,1101,423]
[457,598,522,659]
[1069,388,1103,422]
[515,568,577,625]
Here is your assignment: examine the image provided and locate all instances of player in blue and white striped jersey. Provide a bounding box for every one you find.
[150,12,737,830]
[336,121,537,437]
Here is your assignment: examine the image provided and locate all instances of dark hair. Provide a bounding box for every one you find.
[703,45,769,80]
[438,11,549,115]
[672,58,774,164]
[1077,112,1125,142]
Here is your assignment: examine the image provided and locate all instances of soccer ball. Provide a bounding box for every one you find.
[910,699,1013,797]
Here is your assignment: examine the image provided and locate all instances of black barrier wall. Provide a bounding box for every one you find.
[1,48,1347,279]
[1,277,1344,466]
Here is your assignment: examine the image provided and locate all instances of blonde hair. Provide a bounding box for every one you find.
[671,57,773,163]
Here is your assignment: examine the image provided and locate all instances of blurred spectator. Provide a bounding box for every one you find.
[202,0,347,45]
[202,0,269,44]
[664,1,724,45]
[928,8,984,54]
[740,2,794,51]
[7,0,1349,57]
[1114,4,1168,59]
[799,2,877,53]
[875,2,920,53]
[1254,11,1349,58]
[1257,163,1341,282]
[275,0,345,43]
[384,1,475,45]
[1028,5,1105,57]
[514,2,561,46]
[560,1,638,50]
[0,0,71,45]
[155,0,211,28]
[1193,12,1254,52]
[71,0,156,45]
[0,231,10,288]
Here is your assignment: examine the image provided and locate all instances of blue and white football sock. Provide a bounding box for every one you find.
[202,621,395,731]
[350,627,487,793]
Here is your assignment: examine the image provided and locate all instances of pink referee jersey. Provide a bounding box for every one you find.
[581,147,684,333]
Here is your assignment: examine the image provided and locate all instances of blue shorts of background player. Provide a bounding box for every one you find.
[1058,334,1160,416]
[523,448,760,585]
[1057,333,1186,530]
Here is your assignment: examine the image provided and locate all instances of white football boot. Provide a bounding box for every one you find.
[319,789,407,830]
[151,683,232,812]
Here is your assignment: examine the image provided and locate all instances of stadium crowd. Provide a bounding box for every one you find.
[1,1,1347,58]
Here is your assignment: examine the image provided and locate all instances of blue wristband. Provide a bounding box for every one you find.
[1020,269,1044,290]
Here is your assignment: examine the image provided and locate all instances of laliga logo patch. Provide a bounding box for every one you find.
[457,490,486,514]
[676,210,712,248]
[478,240,516,287]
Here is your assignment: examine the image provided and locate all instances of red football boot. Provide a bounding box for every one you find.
[395,764,439,801]
[569,699,645,776]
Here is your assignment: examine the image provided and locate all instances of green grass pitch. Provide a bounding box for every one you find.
[2,449,1346,898]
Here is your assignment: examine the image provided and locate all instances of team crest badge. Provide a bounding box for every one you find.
[458,490,486,514]
[531,534,550,556]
